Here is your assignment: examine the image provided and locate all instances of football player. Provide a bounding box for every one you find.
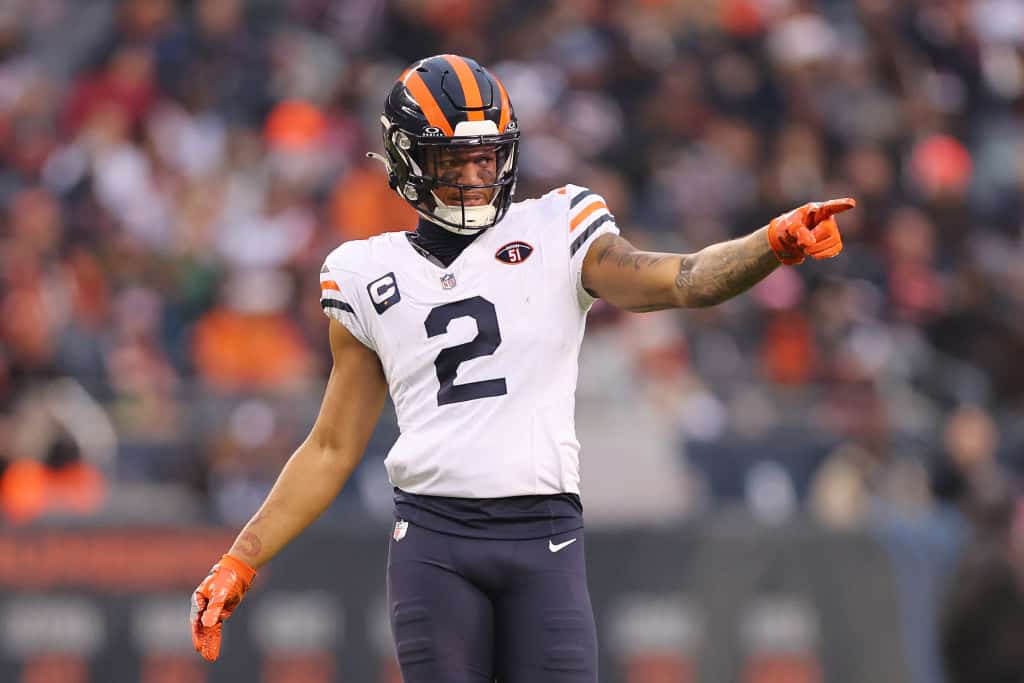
[190,54,855,681]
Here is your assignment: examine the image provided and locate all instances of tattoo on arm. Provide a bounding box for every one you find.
[588,231,778,310]
[595,239,670,271]
[234,509,268,560]
[675,229,779,307]
[236,531,262,560]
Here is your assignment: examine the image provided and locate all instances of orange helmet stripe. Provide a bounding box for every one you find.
[495,75,512,133]
[404,72,454,136]
[570,200,608,232]
[444,55,484,121]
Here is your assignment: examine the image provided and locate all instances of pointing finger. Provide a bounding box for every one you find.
[811,197,857,221]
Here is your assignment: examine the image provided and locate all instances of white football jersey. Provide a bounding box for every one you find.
[319,185,619,498]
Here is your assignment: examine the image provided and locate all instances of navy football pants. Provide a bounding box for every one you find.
[386,523,598,682]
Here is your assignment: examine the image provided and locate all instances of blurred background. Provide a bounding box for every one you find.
[1,0,1022,681]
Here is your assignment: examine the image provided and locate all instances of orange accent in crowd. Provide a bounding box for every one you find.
[444,55,485,120]
[192,309,313,390]
[264,100,326,150]
[404,73,454,136]
[331,163,417,240]
[570,200,608,232]
[760,310,816,385]
[0,459,106,524]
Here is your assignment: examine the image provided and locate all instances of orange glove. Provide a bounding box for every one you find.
[190,554,257,662]
[767,198,857,265]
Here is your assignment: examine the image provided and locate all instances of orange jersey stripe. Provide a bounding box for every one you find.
[570,200,608,232]
[495,75,511,133]
[557,187,567,195]
[444,55,484,121]
[320,280,341,292]
[404,73,454,136]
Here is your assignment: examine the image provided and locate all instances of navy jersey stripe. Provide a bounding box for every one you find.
[321,298,356,315]
[569,189,596,209]
[393,488,584,540]
[570,214,615,256]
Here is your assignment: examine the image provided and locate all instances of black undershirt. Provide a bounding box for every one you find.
[396,219,585,539]
[406,218,478,268]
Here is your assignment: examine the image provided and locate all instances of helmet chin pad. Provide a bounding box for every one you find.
[424,192,499,235]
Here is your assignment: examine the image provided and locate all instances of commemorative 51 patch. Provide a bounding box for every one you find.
[495,241,534,264]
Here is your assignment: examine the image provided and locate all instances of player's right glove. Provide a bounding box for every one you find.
[190,554,256,662]
[767,198,857,265]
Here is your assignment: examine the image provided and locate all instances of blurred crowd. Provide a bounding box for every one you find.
[0,0,1021,548]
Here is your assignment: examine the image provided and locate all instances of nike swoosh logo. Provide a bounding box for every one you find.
[548,538,577,553]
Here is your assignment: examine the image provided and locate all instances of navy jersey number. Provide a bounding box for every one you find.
[425,296,508,406]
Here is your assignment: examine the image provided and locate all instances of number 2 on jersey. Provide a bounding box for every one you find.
[424,296,508,406]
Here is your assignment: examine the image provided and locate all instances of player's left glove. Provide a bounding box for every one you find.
[767,198,857,265]
[190,554,256,662]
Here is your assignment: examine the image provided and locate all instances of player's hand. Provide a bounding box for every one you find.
[190,554,257,662]
[767,198,856,265]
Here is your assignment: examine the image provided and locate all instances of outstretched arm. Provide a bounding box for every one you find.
[583,228,778,311]
[582,199,855,312]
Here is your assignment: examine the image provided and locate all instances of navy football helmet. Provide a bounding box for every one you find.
[371,55,520,234]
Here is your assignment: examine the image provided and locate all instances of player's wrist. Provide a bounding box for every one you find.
[218,554,257,587]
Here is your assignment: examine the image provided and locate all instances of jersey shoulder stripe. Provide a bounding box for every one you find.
[319,278,356,315]
[569,198,608,232]
[318,237,389,349]
[321,298,355,314]
[569,188,597,209]
[566,184,614,251]
[570,214,615,256]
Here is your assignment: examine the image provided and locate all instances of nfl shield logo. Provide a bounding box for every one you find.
[393,519,409,541]
[440,273,457,289]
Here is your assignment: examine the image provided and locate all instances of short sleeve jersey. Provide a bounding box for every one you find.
[319,185,619,498]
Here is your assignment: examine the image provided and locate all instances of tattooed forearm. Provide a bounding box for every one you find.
[583,230,780,312]
[674,227,779,307]
[595,239,671,271]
